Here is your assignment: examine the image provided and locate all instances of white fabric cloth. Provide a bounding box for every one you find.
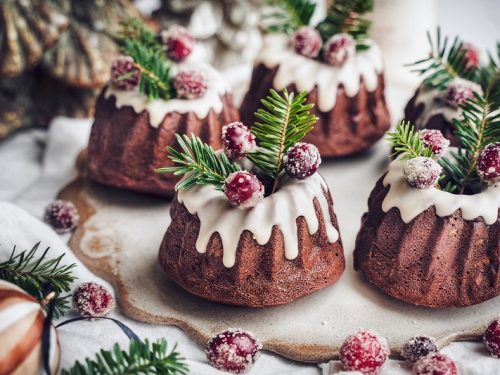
[0,119,498,375]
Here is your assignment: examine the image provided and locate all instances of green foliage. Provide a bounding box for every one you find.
[316,0,374,50]
[387,121,434,160]
[61,339,189,375]
[264,0,316,34]
[248,89,317,192]
[120,18,163,54]
[0,242,77,319]
[477,42,500,92]
[407,28,479,90]
[157,134,241,190]
[439,76,500,194]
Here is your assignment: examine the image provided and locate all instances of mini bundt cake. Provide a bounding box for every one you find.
[158,89,345,306]
[87,21,239,197]
[240,1,390,157]
[354,120,500,308]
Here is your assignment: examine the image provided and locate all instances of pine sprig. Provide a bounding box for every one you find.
[407,28,479,90]
[316,0,374,50]
[0,242,77,319]
[247,89,318,192]
[477,42,500,92]
[157,134,241,190]
[387,121,434,160]
[61,339,189,375]
[119,18,163,54]
[263,0,316,34]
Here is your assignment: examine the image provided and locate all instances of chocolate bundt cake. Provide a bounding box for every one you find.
[354,154,500,308]
[240,34,391,157]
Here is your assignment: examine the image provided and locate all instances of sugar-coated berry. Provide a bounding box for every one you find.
[174,70,208,99]
[401,336,438,364]
[339,329,390,375]
[460,42,480,69]
[44,200,79,234]
[335,372,364,375]
[483,318,500,357]
[111,55,141,90]
[292,26,322,58]
[206,328,262,374]
[419,129,450,157]
[412,353,458,375]
[403,157,442,189]
[476,142,500,185]
[72,282,115,318]
[222,122,256,159]
[224,171,264,209]
[446,78,481,107]
[284,142,322,179]
[323,33,356,66]
[162,25,195,62]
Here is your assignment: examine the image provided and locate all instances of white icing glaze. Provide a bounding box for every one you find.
[255,34,384,112]
[105,61,230,128]
[382,155,500,225]
[177,173,339,268]
[413,86,460,128]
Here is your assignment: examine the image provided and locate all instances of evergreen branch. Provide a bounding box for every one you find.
[477,42,500,92]
[316,0,373,50]
[263,0,316,34]
[157,134,241,190]
[387,121,434,160]
[247,89,318,192]
[119,18,163,54]
[407,28,479,90]
[0,242,77,319]
[61,339,189,375]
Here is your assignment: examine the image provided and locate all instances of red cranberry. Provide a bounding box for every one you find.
[403,157,442,189]
[111,55,141,90]
[222,122,256,159]
[340,329,390,375]
[44,200,79,234]
[484,318,500,357]
[323,33,356,66]
[477,142,500,185]
[412,353,458,375]
[401,336,438,364]
[162,25,195,62]
[284,142,321,179]
[419,129,450,157]
[174,70,208,99]
[292,26,322,58]
[224,171,264,209]
[72,282,115,318]
[460,42,480,70]
[206,329,262,374]
[446,78,481,107]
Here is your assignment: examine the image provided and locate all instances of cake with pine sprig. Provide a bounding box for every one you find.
[240,0,390,157]
[157,89,345,307]
[404,29,499,146]
[353,79,500,307]
[87,19,239,197]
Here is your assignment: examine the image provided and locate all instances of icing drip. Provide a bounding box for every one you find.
[177,173,339,268]
[255,34,384,112]
[105,61,230,128]
[413,86,459,128]
[382,155,500,225]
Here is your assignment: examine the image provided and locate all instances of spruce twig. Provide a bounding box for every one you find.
[263,0,316,34]
[386,121,434,160]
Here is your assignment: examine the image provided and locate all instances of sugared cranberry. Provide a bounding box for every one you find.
[339,329,390,375]
[412,353,458,375]
[222,122,256,160]
[162,25,195,62]
[403,157,442,189]
[72,282,115,318]
[401,336,438,364]
[419,129,450,157]
[284,142,321,179]
[206,329,262,374]
[336,372,363,375]
[111,55,141,90]
[446,78,481,107]
[174,70,208,99]
[477,142,500,185]
[44,200,79,234]
[224,171,264,209]
[292,26,322,58]
[323,33,356,66]
[484,318,500,357]
[460,42,480,70]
